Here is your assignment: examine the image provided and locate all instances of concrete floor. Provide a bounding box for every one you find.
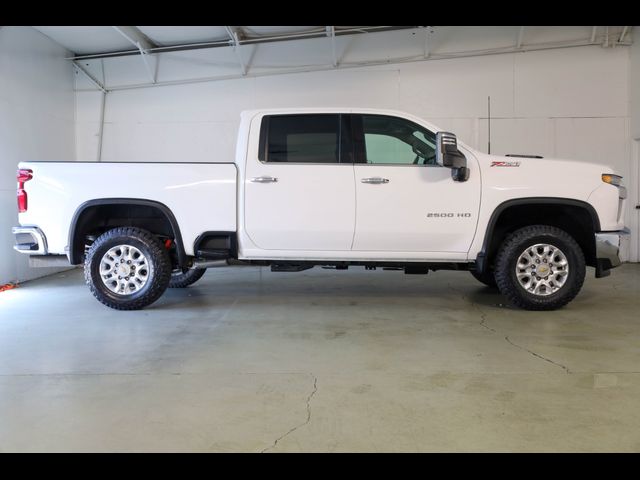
[0,264,639,452]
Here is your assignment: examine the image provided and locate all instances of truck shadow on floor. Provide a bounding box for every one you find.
[158,277,514,312]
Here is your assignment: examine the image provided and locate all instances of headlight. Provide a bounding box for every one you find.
[602,174,623,186]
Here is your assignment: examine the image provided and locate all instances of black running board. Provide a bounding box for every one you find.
[270,263,314,272]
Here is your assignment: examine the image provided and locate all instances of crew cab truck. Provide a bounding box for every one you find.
[13,108,630,311]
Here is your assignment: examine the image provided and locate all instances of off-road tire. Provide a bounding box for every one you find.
[169,268,206,288]
[494,225,586,311]
[84,227,172,310]
[470,268,497,288]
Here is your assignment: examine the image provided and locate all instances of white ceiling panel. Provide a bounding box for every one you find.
[242,26,324,37]
[137,26,230,46]
[33,26,136,54]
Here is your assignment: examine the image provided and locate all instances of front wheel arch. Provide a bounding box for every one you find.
[477,198,599,275]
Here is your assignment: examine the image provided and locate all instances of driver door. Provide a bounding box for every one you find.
[351,114,481,256]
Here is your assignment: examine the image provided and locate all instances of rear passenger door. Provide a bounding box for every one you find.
[244,113,356,252]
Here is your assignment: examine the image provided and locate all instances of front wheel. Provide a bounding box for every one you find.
[494,225,585,310]
[84,227,172,310]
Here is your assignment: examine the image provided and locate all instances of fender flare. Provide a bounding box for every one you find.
[68,198,187,267]
[475,197,601,274]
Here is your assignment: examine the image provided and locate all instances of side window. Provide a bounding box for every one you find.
[260,114,347,163]
[361,115,437,165]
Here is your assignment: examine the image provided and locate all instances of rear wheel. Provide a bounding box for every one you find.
[169,268,206,288]
[494,225,585,310]
[470,268,497,288]
[84,227,172,310]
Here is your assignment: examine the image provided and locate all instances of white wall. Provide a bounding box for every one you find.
[0,27,76,284]
[76,45,631,164]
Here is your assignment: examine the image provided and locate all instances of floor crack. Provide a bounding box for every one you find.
[477,306,496,333]
[449,283,571,373]
[448,283,495,333]
[261,374,318,453]
[505,336,571,374]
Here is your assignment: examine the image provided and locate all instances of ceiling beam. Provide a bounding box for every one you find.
[424,26,432,59]
[619,26,629,43]
[225,26,247,76]
[516,26,525,49]
[326,26,337,67]
[93,38,623,93]
[67,26,417,61]
[112,26,158,83]
[72,61,107,92]
[112,26,156,51]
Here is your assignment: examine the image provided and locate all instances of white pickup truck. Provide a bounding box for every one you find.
[13,108,630,311]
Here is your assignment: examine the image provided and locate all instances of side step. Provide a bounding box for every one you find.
[271,263,314,272]
[196,248,230,260]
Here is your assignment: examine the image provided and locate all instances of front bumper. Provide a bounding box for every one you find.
[12,226,48,255]
[595,227,630,278]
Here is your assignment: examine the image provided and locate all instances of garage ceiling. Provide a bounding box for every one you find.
[31,26,634,91]
[33,26,416,57]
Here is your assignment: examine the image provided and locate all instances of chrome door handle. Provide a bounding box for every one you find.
[361,177,389,184]
[250,176,278,183]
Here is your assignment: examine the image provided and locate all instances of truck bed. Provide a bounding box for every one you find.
[17,162,238,257]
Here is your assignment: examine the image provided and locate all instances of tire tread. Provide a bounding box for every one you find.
[84,227,171,310]
[494,225,585,311]
[169,268,206,288]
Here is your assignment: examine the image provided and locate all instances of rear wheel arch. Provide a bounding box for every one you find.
[68,198,187,268]
[477,198,600,274]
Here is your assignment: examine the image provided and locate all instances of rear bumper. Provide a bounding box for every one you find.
[12,226,47,255]
[595,227,630,278]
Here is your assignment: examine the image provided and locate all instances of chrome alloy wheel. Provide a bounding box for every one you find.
[515,243,569,296]
[99,244,150,295]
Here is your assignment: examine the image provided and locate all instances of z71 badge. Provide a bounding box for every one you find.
[491,161,520,167]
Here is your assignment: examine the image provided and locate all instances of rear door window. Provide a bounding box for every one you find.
[260,114,351,163]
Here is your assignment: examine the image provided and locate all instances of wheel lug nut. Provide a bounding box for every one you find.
[127,260,131,264]
[537,276,541,280]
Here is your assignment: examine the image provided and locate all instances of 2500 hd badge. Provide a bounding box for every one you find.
[427,213,472,218]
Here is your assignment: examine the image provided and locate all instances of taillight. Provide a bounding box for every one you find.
[17,168,32,213]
